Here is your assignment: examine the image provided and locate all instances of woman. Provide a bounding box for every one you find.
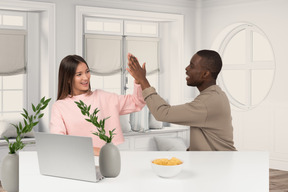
[50,55,145,155]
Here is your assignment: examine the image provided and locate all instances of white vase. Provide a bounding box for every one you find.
[1,153,19,192]
[99,142,121,177]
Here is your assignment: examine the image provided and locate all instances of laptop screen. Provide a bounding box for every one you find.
[35,132,103,182]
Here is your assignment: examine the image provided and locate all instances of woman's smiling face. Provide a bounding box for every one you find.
[72,62,91,96]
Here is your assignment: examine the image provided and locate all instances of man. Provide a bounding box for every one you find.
[127,50,236,151]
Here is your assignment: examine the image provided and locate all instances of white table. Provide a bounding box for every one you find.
[19,151,269,192]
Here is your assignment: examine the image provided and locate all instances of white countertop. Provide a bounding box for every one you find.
[19,151,269,192]
[122,126,189,136]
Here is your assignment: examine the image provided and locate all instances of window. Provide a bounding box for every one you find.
[0,11,26,118]
[85,34,123,94]
[0,1,56,132]
[0,10,26,29]
[83,17,160,132]
[84,17,159,95]
[0,9,51,128]
[0,75,25,118]
[125,36,159,94]
[215,23,275,110]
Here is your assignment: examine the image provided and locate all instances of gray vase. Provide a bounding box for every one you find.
[1,153,19,192]
[99,142,121,177]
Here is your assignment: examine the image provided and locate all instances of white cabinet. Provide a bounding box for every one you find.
[118,126,190,151]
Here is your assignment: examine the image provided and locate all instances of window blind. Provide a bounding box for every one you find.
[125,37,159,75]
[85,34,122,75]
[0,30,26,76]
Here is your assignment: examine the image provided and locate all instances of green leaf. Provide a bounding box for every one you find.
[76,104,83,110]
[35,110,41,116]
[105,116,111,121]
[16,135,21,142]
[40,96,45,103]
[44,98,51,105]
[23,108,28,116]
[32,121,39,127]
[94,120,100,127]
[16,129,21,136]
[22,126,28,133]
[93,108,100,115]
[38,113,44,119]
[40,104,48,110]
[3,136,9,144]
[19,122,23,131]
[85,119,92,123]
[11,123,18,129]
[32,104,36,112]
[36,103,41,111]
[8,143,15,154]
[87,105,91,112]
[24,119,28,126]
[21,113,28,119]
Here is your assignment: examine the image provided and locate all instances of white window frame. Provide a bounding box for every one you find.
[0,11,27,118]
[0,1,56,132]
[217,23,275,110]
[124,20,158,37]
[85,17,123,35]
[0,10,26,29]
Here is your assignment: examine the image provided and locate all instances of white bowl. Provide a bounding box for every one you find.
[151,159,183,178]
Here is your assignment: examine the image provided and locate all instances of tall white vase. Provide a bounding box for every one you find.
[99,142,121,177]
[1,153,19,192]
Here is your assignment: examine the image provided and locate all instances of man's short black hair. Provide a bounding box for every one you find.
[196,50,222,80]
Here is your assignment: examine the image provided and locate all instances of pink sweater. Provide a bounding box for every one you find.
[50,83,145,148]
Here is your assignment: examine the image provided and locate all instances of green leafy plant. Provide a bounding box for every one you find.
[4,97,51,154]
[75,100,116,143]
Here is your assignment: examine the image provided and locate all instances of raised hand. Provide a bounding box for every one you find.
[127,53,150,90]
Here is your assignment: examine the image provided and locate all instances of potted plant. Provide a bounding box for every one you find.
[75,100,121,177]
[1,97,51,192]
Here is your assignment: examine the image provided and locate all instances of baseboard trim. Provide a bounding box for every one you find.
[270,159,288,171]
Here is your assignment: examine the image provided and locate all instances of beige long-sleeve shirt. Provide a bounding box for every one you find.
[142,85,236,151]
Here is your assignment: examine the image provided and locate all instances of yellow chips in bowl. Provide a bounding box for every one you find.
[151,157,184,177]
[152,157,182,166]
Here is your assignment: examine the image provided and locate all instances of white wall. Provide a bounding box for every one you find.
[200,0,288,170]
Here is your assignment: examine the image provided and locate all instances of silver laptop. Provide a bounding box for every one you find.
[35,132,104,182]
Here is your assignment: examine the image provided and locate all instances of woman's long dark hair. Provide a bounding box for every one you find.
[57,55,91,100]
